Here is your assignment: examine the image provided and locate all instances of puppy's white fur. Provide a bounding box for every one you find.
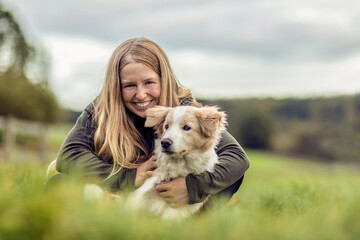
[128,105,227,219]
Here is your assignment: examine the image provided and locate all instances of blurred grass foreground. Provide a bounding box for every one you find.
[0,151,359,240]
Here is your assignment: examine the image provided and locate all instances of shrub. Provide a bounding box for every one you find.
[0,71,59,123]
[238,111,274,149]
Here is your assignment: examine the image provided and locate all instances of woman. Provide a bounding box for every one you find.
[49,37,249,208]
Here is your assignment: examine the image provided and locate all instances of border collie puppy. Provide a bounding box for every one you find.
[129,105,227,219]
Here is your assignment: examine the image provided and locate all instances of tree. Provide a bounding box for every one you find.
[238,111,274,149]
[0,3,33,75]
[0,2,59,122]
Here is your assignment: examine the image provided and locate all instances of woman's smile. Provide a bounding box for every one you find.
[134,100,152,108]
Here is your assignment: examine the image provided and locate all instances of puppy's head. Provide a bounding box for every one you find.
[146,106,227,156]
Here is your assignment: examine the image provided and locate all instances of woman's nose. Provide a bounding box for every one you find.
[135,86,147,99]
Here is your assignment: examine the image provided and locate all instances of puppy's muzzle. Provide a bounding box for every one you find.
[161,138,173,151]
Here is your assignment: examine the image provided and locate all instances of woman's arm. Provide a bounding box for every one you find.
[56,102,137,191]
[185,130,250,204]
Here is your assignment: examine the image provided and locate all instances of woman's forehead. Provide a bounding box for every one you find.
[120,63,159,80]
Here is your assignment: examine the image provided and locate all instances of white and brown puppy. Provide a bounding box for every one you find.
[129,105,227,219]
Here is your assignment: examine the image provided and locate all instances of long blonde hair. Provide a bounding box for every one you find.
[94,38,191,172]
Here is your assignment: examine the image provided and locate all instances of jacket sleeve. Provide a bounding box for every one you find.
[185,130,250,204]
[56,102,137,191]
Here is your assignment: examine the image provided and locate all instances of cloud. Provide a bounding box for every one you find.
[6,0,360,60]
[42,35,114,109]
[170,50,360,99]
[3,0,360,110]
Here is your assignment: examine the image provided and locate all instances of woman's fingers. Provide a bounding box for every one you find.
[145,171,153,179]
[158,189,170,197]
[155,182,167,192]
[149,155,157,161]
[135,155,157,187]
[155,177,189,208]
[158,191,182,208]
[147,160,157,171]
[144,155,157,171]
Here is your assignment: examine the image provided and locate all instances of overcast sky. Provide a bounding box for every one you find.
[3,0,360,110]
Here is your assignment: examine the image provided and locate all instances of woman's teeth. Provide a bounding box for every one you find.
[135,101,151,107]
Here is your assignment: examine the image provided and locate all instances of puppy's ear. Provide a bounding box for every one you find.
[145,106,171,127]
[197,106,227,137]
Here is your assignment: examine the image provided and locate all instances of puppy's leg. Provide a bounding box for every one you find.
[128,175,160,209]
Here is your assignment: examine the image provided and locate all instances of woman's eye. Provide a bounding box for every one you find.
[183,125,191,131]
[145,81,154,85]
[124,84,135,88]
[165,124,169,130]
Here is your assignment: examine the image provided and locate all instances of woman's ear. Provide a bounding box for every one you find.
[145,106,171,127]
[197,106,227,138]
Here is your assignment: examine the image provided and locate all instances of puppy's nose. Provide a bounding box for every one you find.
[161,138,173,149]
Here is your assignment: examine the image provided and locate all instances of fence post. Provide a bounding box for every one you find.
[3,116,15,161]
[39,123,48,162]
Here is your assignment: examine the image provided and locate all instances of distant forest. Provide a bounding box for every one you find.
[201,95,360,163]
[61,94,360,163]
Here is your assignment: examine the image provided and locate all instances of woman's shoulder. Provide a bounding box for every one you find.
[79,100,97,130]
[83,97,99,115]
[84,102,95,114]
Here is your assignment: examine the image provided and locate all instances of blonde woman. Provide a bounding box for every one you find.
[46,38,249,208]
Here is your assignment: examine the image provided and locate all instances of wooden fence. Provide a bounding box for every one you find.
[0,116,48,162]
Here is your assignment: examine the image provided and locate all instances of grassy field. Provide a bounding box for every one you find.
[0,150,359,240]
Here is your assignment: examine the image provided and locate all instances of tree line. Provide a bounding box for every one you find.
[200,95,360,163]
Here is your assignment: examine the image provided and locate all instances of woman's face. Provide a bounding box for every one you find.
[120,62,161,118]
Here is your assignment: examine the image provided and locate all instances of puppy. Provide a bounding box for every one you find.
[128,105,227,219]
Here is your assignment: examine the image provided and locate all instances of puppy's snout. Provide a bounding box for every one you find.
[161,138,173,149]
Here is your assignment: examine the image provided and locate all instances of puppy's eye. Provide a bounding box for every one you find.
[183,125,191,131]
[165,124,169,130]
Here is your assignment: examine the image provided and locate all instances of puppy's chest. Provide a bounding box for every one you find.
[153,164,193,181]
[155,154,216,180]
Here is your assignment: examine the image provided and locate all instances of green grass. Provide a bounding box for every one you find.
[47,123,73,152]
[0,151,359,240]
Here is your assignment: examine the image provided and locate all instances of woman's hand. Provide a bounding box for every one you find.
[156,177,189,208]
[135,155,157,187]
